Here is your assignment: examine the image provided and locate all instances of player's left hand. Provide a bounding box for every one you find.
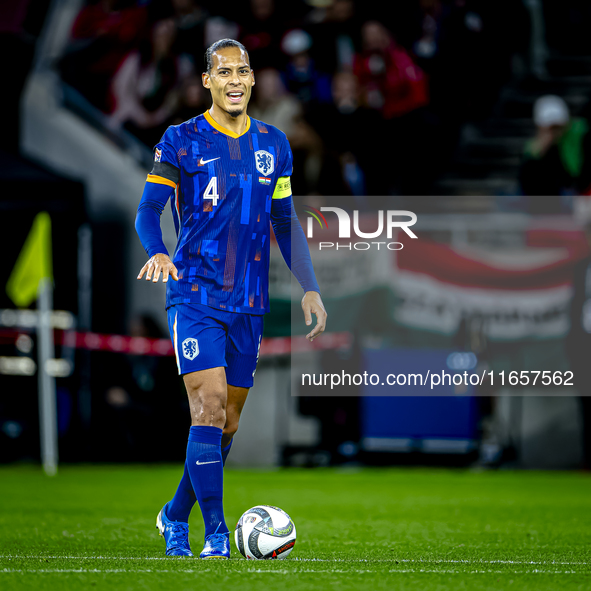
[137,253,178,283]
[302,291,327,342]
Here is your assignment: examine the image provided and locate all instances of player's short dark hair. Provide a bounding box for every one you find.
[204,39,250,73]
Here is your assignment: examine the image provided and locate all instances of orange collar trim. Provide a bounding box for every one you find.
[203,110,250,139]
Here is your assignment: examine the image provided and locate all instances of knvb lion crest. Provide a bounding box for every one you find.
[255,150,274,176]
[182,337,199,360]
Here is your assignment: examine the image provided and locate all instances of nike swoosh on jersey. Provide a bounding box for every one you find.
[195,460,221,465]
[198,157,220,166]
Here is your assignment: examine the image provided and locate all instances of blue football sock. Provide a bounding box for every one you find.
[221,440,233,466]
[166,461,196,523]
[186,425,229,538]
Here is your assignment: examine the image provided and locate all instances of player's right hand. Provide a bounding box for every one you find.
[137,253,179,283]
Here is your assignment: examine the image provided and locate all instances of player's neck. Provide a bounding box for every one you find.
[208,106,249,136]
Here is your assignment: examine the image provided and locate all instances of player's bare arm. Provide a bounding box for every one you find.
[137,253,178,283]
[302,290,327,341]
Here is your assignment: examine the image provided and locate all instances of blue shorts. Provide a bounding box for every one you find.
[167,303,264,388]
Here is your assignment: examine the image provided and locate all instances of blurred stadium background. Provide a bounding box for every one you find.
[2,0,591,472]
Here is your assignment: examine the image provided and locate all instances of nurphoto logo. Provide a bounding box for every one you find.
[304,207,418,250]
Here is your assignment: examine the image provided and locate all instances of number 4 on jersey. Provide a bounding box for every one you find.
[204,176,219,207]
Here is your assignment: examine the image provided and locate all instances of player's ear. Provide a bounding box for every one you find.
[251,70,255,86]
[202,71,210,89]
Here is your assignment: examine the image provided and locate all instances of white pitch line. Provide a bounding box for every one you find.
[0,568,587,575]
[0,556,170,561]
[296,558,591,567]
[1,569,209,574]
[0,556,589,567]
[397,559,591,566]
[234,568,587,575]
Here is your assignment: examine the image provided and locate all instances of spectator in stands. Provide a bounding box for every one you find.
[307,0,360,74]
[288,115,326,197]
[354,20,430,194]
[307,72,384,199]
[519,95,590,203]
[281,28,332,105]
[574,98,591,196]
[169,75,209,126]
[248,68,301,137]
[108,18,191,147]
[354,20,428,121]
[239,0,285,70]
[57,0,538,196]
[170,0,208,69]
[61,0,148,112]
[432,0,529,121]
[413,0,443,68]
[204,15,239,49]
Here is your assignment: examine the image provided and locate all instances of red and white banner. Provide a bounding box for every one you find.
[393,229,590,340]
[46,330,351,358]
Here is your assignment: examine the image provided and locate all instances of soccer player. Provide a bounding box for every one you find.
[135,39,326,559]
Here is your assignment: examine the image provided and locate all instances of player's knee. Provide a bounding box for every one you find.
[187,386,227,427]
[191,404,226,428]
[223,419,239,440]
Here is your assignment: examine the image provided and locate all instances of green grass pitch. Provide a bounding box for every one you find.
[0,465,590,590]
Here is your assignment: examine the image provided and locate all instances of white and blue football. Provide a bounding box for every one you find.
[235,505,296,559]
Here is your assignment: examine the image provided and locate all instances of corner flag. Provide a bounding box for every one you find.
[6,212,53,308]
[6,211,58,475]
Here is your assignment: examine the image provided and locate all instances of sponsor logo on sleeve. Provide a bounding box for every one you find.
[154,148,162,162]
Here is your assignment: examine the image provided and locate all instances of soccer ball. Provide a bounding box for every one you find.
[235,505,297,559]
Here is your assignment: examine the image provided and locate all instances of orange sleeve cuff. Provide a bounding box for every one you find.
[146,174,177,189]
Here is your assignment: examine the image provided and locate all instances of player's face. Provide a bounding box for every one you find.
[203,47,255,118]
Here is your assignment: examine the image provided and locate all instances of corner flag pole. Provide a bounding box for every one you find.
[38,276,58,476]
[5,212,58,476]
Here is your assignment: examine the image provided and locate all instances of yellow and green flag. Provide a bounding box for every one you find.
[6,212,53,308]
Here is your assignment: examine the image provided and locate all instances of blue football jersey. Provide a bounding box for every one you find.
[147,111,293,314]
